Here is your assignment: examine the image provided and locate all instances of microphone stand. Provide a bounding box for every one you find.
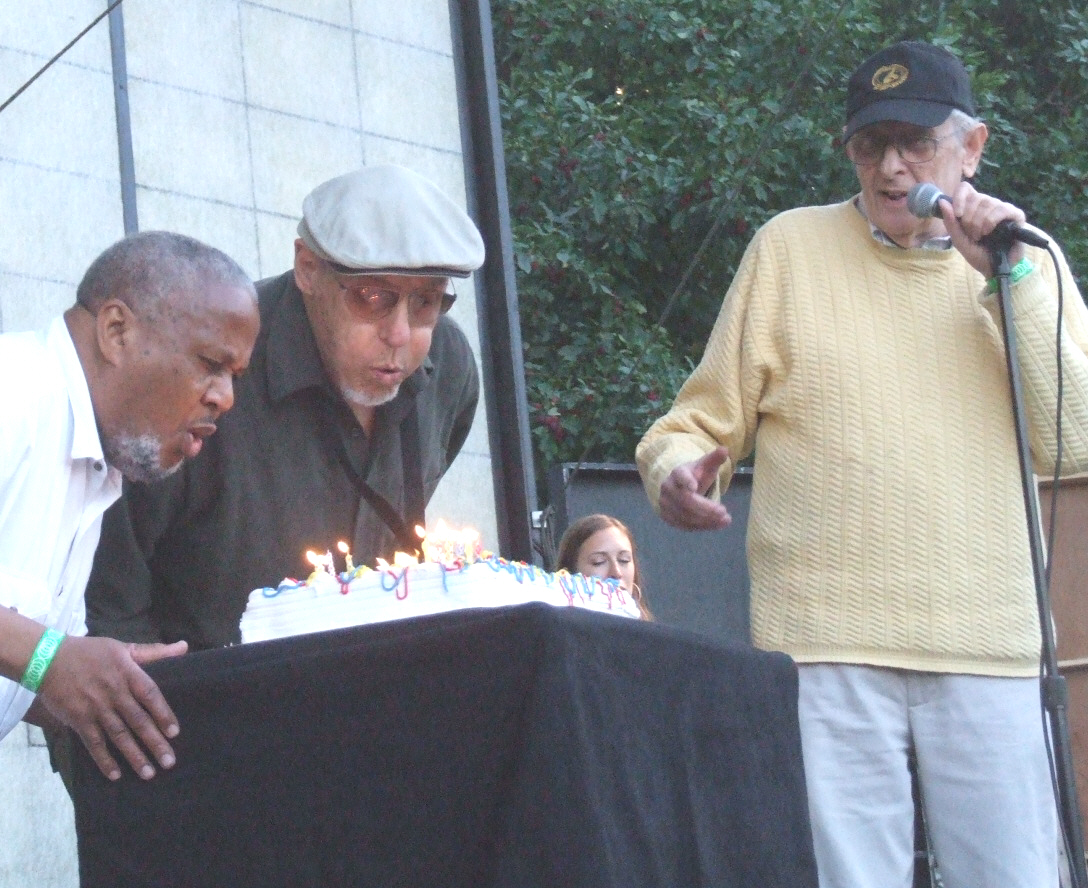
[990,237,1088,888]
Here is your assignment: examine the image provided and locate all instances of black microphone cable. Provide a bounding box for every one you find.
[899,177,1082,888]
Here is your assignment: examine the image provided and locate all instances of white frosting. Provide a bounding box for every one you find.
[240,556,641,643]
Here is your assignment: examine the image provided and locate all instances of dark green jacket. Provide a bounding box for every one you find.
[85,271,479,648]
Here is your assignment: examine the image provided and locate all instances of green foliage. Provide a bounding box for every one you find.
[494,0,1088,499]
[523,293,694,473]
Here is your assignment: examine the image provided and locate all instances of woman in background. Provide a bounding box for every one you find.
[556,514,653,620]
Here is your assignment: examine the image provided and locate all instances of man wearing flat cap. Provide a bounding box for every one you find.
[638,41,1088,887]
[85,165,484,651]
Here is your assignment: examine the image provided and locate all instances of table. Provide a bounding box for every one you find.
[73,603,816,887]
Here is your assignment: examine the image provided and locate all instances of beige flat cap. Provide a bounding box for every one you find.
[297,164,485,278]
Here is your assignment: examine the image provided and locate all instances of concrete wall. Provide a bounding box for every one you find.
[0,2,497,883]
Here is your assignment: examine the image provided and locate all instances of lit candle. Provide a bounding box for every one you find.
[393,550,418,568]
[304,549,322,582]
[307,549,335,576]
[337,540,354,572]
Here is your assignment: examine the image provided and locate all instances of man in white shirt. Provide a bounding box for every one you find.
[0,230,259,781]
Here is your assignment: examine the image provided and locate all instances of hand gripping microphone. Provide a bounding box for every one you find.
[906,182,1049,249]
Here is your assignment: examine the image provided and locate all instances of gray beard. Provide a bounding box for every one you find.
[103,432,181,484]
[340,384,399,409]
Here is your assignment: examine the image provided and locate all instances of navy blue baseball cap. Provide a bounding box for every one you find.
[844,41,976,141]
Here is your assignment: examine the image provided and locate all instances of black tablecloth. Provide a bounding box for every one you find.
[73,603,816,887]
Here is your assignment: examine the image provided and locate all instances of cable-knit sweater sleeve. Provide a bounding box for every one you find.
[636,218,780,509]
[978,241,1088,476]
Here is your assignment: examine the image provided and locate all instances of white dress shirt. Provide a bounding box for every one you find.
[0,316,122,739]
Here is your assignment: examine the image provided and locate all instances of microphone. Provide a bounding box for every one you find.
[905,182,949,219]
[906,183,1049,249]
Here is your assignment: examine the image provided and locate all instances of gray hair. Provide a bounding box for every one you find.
[947,108,983,133]
[76,231,254,321]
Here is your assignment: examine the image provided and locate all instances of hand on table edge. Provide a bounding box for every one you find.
[1,607,188,782]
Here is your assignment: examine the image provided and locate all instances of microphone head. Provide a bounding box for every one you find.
[906,183,945,219]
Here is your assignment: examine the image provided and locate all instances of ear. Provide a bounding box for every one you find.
[95,299,137,367]
[294,239,321,296]
[961,122,988,179]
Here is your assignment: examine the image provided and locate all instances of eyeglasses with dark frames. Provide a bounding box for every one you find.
[845,130,961,166]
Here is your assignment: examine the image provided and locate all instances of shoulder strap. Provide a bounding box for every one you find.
[360,406,425,557]
[356,480,422,557]
[401,406,425,536]
[316,401,426,557]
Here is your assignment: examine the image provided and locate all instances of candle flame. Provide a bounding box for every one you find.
[306,521,483,576]
[376,551,421,570]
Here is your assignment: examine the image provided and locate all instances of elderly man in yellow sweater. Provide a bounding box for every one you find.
[638,40,1088,888]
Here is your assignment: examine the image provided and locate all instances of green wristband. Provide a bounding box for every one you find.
[19,628,65,693]
[986,256,1035,293]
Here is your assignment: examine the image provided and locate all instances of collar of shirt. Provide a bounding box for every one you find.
[852,195,952,251]
[47,316,113,468]
[263,275,433,412]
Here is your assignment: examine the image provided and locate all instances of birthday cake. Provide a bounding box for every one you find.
[240,529,641,644]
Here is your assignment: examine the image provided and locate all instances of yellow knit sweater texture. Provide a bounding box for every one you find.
[637,198,1088,675]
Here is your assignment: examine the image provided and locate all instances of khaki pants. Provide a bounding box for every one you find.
[798,664,1058,888]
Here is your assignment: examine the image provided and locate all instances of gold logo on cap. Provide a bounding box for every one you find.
[872,63,909,91]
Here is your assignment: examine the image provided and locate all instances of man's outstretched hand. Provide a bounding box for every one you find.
[657,446,733,531]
